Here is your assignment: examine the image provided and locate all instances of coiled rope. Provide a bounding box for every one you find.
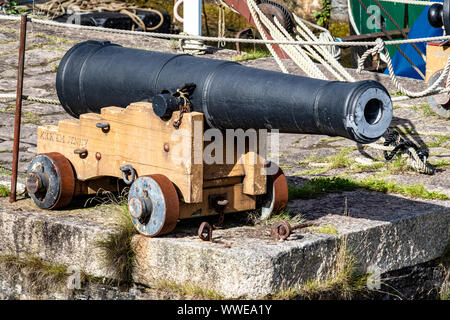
[367,129,435,174]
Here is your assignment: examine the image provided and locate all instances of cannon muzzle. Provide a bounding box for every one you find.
[56,40,392,143]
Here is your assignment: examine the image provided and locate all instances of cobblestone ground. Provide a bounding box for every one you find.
[0,17,449,197]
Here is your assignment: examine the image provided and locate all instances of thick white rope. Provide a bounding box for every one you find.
[292,14,355,82]
[293,22,346,81]
[245,0,288,73]
[273,16,328,79]
[247,0,326,78]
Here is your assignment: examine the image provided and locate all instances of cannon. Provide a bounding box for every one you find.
[26,40,393,237]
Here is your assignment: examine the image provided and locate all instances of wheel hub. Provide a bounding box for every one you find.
[129,196,153,222]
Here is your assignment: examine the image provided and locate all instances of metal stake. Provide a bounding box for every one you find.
[10,14,28,203]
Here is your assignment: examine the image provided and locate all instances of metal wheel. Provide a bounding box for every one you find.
[26,152,75,209]
[427,69,450,119]
[128,174,179,237]
[260,162,289,220]
[257,0,294,33]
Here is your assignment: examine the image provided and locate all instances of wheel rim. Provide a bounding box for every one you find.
[260,163,289,219]
[26,152,75,209]
[128,174,179,237]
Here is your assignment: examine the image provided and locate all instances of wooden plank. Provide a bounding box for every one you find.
[179,183,256,219]
[425,43,450,83]
[341,28,410,42]
[203,133,267,195]
[242,151,266,195]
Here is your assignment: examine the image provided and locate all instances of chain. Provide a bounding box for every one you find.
[172,84,195,129]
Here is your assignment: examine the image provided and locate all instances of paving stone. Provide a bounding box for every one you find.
[0,140,33,152]
[0,79,17,92]
[22,102,63,115]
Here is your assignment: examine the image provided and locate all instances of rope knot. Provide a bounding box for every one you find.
[356,38,385,73]
[373,38,385,54]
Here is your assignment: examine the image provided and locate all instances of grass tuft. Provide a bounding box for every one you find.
[427,134,450,148]
[0,184,10,197]
[96,198,136,285]
[309,224,339,235]
[439,243,450,300]
[288,176,449,201]
[0,167,12,176]
[431,160,450,169]
[359,177,449,200]
[385,155,410,174]
[289,177,358,200]
[22,111,42,125]
[233,49,271,62]
[91,189,136,286]
[296,148,357,175]
[268,209,305,225]
[412,103,435,116]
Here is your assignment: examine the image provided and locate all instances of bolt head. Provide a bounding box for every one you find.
[26,172,43,194]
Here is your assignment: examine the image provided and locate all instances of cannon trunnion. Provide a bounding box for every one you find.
[26,41,393,237]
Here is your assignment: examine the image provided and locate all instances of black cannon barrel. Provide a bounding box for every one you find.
[56,40,392,143]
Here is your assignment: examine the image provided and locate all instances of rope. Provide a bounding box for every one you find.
[246,0,288,73]
[367,129,435,175]
[0,93,61,105]
[292,13,355,82]
[273,15,327,79]
[293,20,347,81]
[357,38,450,98]
[355,0,426,79]
[217,2,226,48]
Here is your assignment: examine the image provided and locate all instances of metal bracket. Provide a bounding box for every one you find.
[120,165,136,185]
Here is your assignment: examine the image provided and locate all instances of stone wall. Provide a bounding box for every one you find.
[280,0,349,23]
[330,0,349,23]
